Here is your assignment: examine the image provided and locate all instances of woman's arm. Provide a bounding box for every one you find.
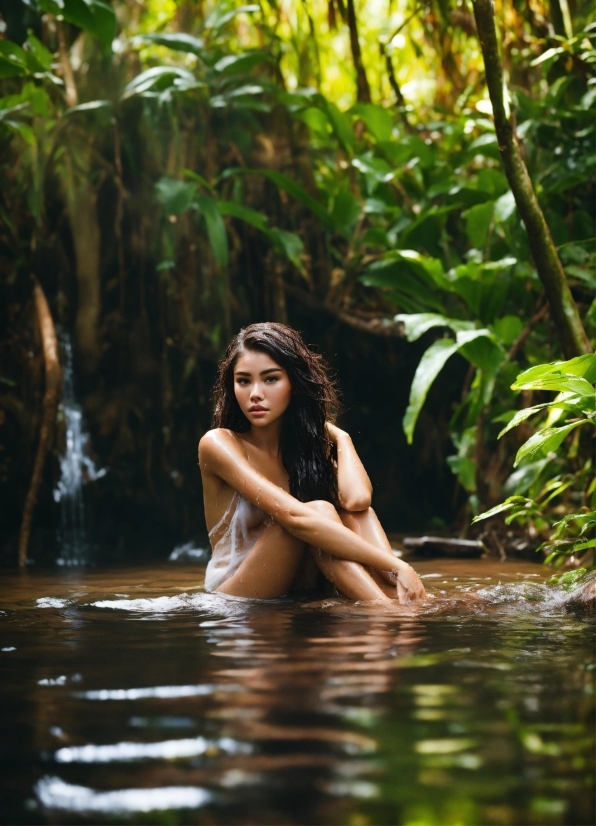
[326,422,372,512]
[199,430,424,600]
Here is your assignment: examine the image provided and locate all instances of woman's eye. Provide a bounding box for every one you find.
[265,376,278,383]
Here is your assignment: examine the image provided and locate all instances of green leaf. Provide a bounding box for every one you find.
[222,167,334,228]
[40,0,117,52]
[64,99,112,116]
[498,402,558,438]
[493,190,516,222]
[351,103,393,142]
[24,33,52,71]
[512,374,595,398]
[472,496,532,523]
[217,200,268,232]
[394,313,474,342]
[0,41,29,78]
[132,32,205,56]
[268,229,304,272]
[155,177,197,216]
[325,101,355,155]
[462,201,494,247]
[403,329,502,443]
[530,46,564,66]
[331,190,360,237]
[123,66,197,98]
[446,455,477,492]
[570,538,596,552]
[513,354,596,386]
[205,4,260,30]
[458,333,504,376]
[514,420,591,467]
[352,154,395,183]
[4,120,36,145]
[490,315,523,345]
[196,194,228,270]
[403,338,461,443]
[295,107,330,135]
[503,458,550,497]
[214,51,273,75]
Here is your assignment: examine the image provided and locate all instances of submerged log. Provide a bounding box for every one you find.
[18,280,62,567]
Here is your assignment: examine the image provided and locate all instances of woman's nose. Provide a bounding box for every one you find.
[250,383,264,400]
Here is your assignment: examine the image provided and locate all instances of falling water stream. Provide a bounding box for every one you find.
[53,334,105,566]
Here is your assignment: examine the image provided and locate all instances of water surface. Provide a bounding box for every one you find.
[1,558,593,825]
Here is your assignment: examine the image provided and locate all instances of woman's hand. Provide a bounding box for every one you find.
[394,561,426,604]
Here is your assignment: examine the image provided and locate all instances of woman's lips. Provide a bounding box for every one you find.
[249,406,267,415]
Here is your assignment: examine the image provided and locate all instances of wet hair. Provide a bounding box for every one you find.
[213,322,339,504]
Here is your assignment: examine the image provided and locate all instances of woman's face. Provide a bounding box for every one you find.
[233,349,293,428]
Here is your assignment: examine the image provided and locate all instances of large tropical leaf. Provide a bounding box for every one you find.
[402,329,501,444]
[514,420,592,467]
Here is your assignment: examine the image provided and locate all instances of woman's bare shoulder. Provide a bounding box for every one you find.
[198,428,239,460]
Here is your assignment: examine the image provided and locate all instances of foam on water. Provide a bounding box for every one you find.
[89,591,283,615]
[32,572,594,618]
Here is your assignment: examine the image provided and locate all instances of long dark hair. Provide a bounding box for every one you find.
[213,323,339,504]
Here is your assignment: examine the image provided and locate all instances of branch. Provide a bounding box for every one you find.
[345,0,371,103]
[472,0,591,358]
[285,285,405,338]
[507,302,549,362]
[18,279,62,567]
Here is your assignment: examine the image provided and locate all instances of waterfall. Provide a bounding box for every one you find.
[53,333,105,565]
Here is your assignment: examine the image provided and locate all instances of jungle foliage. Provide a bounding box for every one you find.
[0,0,594,564]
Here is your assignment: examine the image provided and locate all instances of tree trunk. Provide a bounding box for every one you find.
[56,20,78,108]
[345,0,371,103]
[472,0,591,359]
[18,280,62,567]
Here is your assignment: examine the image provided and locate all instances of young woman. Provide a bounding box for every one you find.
[199,322,426,604]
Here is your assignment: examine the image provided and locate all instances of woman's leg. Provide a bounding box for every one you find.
[307,501,393,602]
[339,507,398,597]
[216,522,305,599]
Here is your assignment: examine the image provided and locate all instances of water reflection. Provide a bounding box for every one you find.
[0,559,593,824]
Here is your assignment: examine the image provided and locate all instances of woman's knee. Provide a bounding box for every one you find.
[306,499,340,518]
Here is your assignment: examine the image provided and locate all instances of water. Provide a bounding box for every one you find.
[53,334,105,565]
[0,559,593,825]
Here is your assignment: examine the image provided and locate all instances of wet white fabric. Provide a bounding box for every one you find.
[204,492,273,592]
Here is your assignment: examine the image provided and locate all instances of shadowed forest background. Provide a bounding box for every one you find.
[0,0,594,567]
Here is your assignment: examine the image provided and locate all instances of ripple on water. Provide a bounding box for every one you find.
[53,736,251,763]
[35,777,210,813]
